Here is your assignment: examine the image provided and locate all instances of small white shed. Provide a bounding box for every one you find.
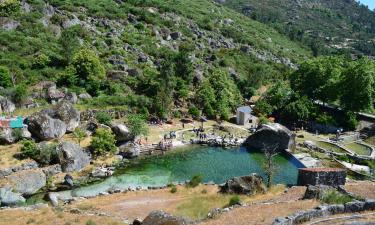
[236,106,252,125]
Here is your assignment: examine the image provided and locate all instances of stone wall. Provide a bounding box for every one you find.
[272,199,375,225]
[297,168,346,187]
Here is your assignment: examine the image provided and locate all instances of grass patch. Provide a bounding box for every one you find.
[344,142,372,156]
[321,190,352,204]
[175,194,232,220]
[228,195,241,207]
[188,174,203,188]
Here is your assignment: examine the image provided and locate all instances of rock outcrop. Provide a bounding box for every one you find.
[6,169,46,195]
[26,112,67,141]
[0,187,26,206]
[25,101,80,140]
[0,96,15,114]
[119,142,140,159]
[303,185,336,200]
[0,127,31,144]
[142,210,189,225]
[53,101,80,132]
[111,123,134,143]
[219,174,266,195]
[56,142,90,172]
[244,123,295,152]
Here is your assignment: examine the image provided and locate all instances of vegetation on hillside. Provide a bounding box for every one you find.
[255,56,375,129]
[221,0,375,56]
[0,0,313,119]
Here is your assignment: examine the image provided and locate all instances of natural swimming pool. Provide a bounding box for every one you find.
[61,146,304,198]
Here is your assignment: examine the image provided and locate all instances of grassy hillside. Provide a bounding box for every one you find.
[220,0,375,56]
[0,0,311,118]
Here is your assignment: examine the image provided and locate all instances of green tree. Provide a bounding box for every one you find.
[0,66,12,88]
[90,128,117,156]
[196,69,242,119]
[12,83,28,104]
[73,128,86,146]
[340,58,375,112]
[264,82,292,112]
[127,114,149,137]
[291,56,343,104]
[0,0,20,17]
[70,48,105,95]
[254,99,273,116]
[281,95,315,122]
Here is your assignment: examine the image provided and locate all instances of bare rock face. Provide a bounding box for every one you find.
[56,142,90,172]
[0,127,32,144]
[244,123,296,152]
[53,101,80,132]
[303,185,336,200]
[111,123,134,143]
[219,173,266,195]
[6,170,46,195]
[142,210,189,225]
[25,101,80,140]
[0,187,26,206]
[0,96,16,114]
[25,113,67,141]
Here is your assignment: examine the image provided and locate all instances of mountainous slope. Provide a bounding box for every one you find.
[0,0,313,117]
[219,0,375,56]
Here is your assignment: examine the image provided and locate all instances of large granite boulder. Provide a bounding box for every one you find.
[111,123,134,142]
[219,174,266,195]
[244,123,295,152]
[142,210,189,225]
[25,112,67,141]
[0,127,32,144]
[6,170,46,195]
[303,185,336,200]
[0,128,15,144]
[0,187,26,206]
[53,101,80,132]
[0,96,15,114]
[119,142,140,158]
[56,141,90,172]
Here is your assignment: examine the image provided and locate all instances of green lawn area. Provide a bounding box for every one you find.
[315,141,348,154]
[344,142,372,156]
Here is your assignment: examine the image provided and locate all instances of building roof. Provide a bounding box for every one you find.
[237,106,252,113]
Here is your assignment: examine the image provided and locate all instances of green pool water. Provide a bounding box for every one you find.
[63,146,303,198]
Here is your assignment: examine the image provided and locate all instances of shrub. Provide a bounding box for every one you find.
[321,190,352,204]
[73,128,86,145]
[90,128,117,156]
[188,174,203,188]
[12,128,23,142]
[127,114,149,137]
[188,106,200,118]
[20,140,39,159]
[12,83,28,104]
[228,195,241,206]
[95,112,112,126]
[85,220,97,225]
[20,140,58,166]
[0,66,12,88]
[170,185,177,193]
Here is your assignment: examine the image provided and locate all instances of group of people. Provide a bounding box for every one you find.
[158,140,173,150]
[193,127,208,141]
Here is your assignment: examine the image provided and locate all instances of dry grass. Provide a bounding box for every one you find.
[0,206,126,225]
[345,181,375,199]
[0,143,30,169]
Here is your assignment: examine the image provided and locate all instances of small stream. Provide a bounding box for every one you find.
[56,146,304,199]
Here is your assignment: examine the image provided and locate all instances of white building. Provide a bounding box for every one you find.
[236,106,253,125]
